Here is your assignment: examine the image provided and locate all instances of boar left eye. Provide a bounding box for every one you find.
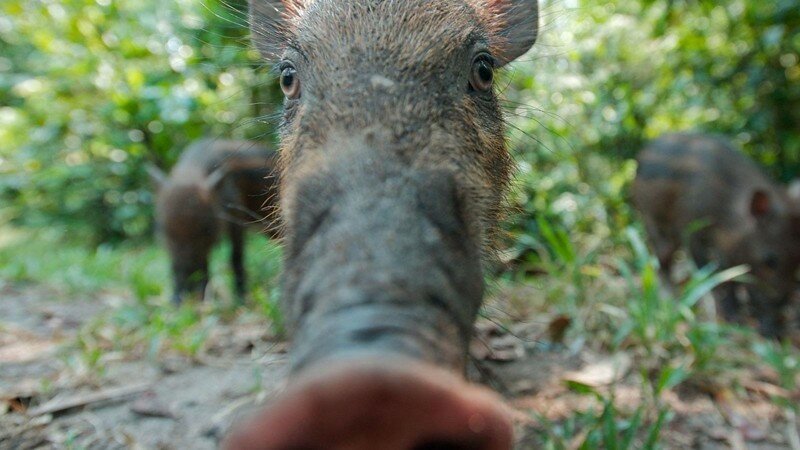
[280,64,301,99]
[469,54,494,92]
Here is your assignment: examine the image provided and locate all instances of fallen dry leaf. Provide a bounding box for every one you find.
[130,391,177,419]
[715,388,769,443]
[0,339,60,363]
[547,315,571,344]
[562,353,632,387]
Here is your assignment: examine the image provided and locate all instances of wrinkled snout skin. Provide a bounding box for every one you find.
[285,155,485,370]
[633,133,800,337]
[226,0,539,449]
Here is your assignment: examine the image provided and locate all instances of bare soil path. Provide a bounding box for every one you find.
[1,282,797,449]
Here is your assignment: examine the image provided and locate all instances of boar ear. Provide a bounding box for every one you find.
[489,0,539,67]
[249,0,296,61]
[205,166,228,192]
[145,163,168,190]
[750,189,771,218]
[788,179,800,201]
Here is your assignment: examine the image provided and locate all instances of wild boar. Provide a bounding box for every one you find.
[148,139,280,304]
[633,132,800,337]
[225,0,540,449]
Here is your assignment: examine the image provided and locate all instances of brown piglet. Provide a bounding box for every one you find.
[148,139,280,305]
[632,132,800,337]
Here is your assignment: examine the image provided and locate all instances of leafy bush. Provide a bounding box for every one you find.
[3,0,799,243]
[0,0,280,242]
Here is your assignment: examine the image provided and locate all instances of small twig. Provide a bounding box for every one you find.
[27,383,150,416]
[210,394,256,425]
[203,394,259,441]
[469,357,511,397]
[223,202,265,223]
[742,379,791,399]
[713,389,750,450]
[567,429,591,450]
[728,432,748,450]
[787,408,800,450]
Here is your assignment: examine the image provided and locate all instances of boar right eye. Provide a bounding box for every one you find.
[280,65,301,99]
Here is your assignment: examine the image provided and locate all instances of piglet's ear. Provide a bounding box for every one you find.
[205,166,228,192]
[750,189,771,218]
[489,0,539,67]
[145,163,168,191]
[788,179,800,201]
[249,0,298,61]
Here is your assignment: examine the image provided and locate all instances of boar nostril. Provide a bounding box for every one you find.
[412,439,483,450]
[350,326,388,344]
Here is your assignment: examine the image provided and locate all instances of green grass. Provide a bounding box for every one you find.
[3,222,798,444]
[492,219,800,446]
[538,376,673,450]
[0,226,168,295]
[0,225,284,367]
[0,225,282,301]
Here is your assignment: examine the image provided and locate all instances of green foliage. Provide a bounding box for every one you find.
[0,226,168,293]
[510,0,800,179]
[538,376,672,450]
[752,340,800,410]
[2,0,797,242]
[0,0,278,242]
[615,227,748,356]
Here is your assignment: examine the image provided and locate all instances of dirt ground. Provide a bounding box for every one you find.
[1,282,798,449]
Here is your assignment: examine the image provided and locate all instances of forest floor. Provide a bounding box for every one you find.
[1,281,798,450]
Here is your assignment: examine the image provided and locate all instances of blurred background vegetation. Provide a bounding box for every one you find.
[1,0,798,245]
[502,0,800,273]
[0,0,799,445]
[0,0,279,243]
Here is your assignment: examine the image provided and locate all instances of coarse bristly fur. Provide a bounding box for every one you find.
[248,0,538,372]
[253,0,529,248]
[223,1,540,449]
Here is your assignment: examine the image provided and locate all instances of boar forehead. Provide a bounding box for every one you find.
[289,0,487,89]
[274,0,513,250]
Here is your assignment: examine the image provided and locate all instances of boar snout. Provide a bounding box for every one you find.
[233,0,541,447]
[171,260,210,305]
[283,150,483,371]
[227,145,507,450]
[224,360,513,450]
